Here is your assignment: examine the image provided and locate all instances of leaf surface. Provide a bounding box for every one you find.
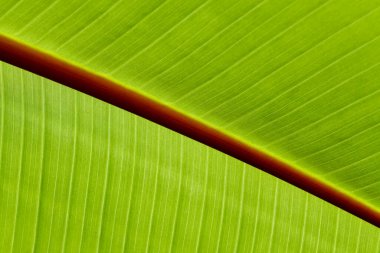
[1,61,379,252]
[1,0,380,213]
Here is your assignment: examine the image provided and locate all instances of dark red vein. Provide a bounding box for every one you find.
[1,34,379,228]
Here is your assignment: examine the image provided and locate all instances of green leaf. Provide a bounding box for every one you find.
[1,61,379,252]
[2,0,380,212]
[1,0,380,251]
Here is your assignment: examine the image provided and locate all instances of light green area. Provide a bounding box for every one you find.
[1,0,380,209]
[1,62,380,252]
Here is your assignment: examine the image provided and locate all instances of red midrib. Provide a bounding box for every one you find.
[1,34,379,228]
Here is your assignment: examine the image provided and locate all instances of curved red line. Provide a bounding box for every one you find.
[1,34,379,228]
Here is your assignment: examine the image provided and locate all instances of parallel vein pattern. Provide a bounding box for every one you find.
[1,0,380,210]
[0,62,379,252]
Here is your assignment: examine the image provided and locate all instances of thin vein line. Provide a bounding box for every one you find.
[60,89,78,252]
[140,0,271,87]
[55,0,123,51]
[2,136,11,248]
[85,0,168,63]
[46,85,63,252]
[172,0,296,102]
[375,232,380,252]
[10,71,25,252]
[110,1,211,74]
[179,148,197,251]
[332,211,340,253]
[175,0,331,103]
[145,127,161,253]
[250,172,262,252]
[367,195,380,202]
[354,221,363,253]
[85,107,106,251]
[202,2,379,119]
[314,130,380,169]
[325,147,380,176]
[291,106,380,158]
[244,34,380,134]
[32,78,47,253]
[344,216,354,252]
[296,118,380,163]
[156,143,173,253]
[215,157,228,253]
[233,166,246,253]
[19,77,36,251]
[132,130,150,252]
[132,0,245,82]
[266,61,380,148]
[315,202,323,253]
[35,0,91,43]
[78,98,94,252]
[53,87,71,252]
[339,166,380,186]
[0,0,23,21]
[121,116,138,253]
[108,111,126,252]
[0,63,5,248]
[205,163,219,253]
[268,179,279,252]
[169,1,295,103]
[96,105,112,253]
[220,6,380,127]
[168,137,184,253]
[284,190,294,253]
[16,0,59,35]
[194,149,209,253]
[352,181,380,194]
[299,194,309,253]
[0,62,4,171]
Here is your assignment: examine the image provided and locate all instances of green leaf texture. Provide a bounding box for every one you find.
[1,62,380,252]
[1,0,380,210]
